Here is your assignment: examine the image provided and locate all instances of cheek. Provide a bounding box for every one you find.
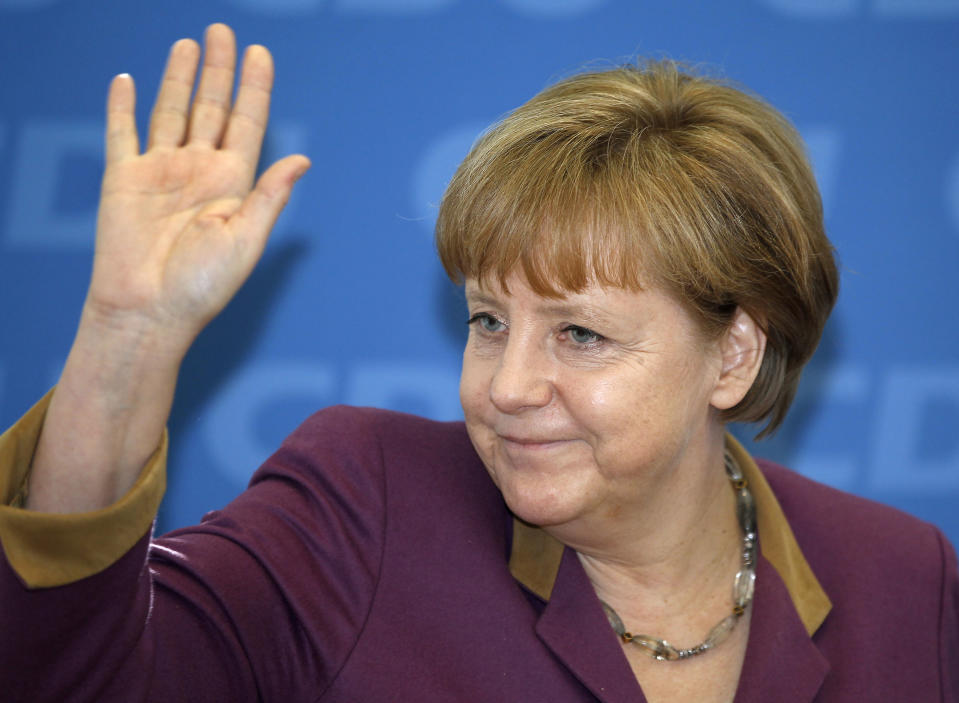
[459,356,500,478]
[566,373,671,457]
[552,376,630,457]
[459,351,489,419]
[573,375,640,427]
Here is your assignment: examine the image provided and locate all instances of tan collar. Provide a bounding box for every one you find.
[508,435,832,637]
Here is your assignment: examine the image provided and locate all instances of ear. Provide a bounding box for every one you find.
[710,307,767,411]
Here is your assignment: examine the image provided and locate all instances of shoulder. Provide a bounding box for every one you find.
[757,458,950,575]
[278,404,477,467]
[262,405,492,507]
[759,459,938,541]
[757,458,957,627]
[754,461,959,694]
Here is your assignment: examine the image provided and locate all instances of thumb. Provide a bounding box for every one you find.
[231,154,311,254]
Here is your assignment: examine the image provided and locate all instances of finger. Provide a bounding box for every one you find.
[148,38,200,149]
[187,23,237,147]
[229,154,310,255]
[105,74,139,163]
[222,44,274,167]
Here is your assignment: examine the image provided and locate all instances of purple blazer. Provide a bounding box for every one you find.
[2,405,957,701]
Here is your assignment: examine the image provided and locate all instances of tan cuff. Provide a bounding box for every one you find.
[0,391,167,588]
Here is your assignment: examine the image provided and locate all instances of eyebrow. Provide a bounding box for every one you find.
[539,304,617,329]
[464,288,617,328]
[463,288,498,308]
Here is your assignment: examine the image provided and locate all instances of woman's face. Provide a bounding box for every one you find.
[460,272,729,531]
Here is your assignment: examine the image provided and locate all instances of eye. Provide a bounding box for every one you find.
[562,325,604,345]
[467,312,506,333]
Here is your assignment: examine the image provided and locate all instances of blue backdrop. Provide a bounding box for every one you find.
[1,0,957,548]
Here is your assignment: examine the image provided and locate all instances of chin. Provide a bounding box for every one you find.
[471,430,600,527]
[494,473,590,528]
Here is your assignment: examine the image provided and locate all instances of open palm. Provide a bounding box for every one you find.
[88,24,309,349]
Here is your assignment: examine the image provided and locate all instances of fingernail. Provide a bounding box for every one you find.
[295,160,311,181]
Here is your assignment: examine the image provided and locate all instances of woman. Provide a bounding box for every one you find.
[1,23,956,702]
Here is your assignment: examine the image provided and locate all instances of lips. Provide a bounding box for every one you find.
[495,422,574,444]
[502,435,558,444]
[499,434,571,447]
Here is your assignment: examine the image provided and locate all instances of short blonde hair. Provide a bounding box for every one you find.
[436,61,839,436]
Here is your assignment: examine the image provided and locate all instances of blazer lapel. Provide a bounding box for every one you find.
[536,549,831,703]
[534,548,648,703]
[734,555,830,702]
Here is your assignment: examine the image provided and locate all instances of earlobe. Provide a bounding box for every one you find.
[710,307,767,411]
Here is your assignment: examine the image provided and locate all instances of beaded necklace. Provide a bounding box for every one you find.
[599,451,757,661]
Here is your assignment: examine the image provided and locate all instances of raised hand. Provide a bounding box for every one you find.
[89,23,309,352]
[27,25,309,513]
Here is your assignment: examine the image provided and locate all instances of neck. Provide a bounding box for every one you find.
[547,432,744,636]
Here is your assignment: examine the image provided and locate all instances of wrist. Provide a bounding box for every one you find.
[76,298,197,369]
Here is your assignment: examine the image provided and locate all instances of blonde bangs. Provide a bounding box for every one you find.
[436,124,667,297]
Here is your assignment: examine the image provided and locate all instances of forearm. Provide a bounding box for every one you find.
[26,305,188,513]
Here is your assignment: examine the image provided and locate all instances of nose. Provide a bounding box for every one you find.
[488,335,553,414]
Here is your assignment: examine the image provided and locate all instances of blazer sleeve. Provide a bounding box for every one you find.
[0,402,387,703]
[939,529,959,701]
[0,391,166,588]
